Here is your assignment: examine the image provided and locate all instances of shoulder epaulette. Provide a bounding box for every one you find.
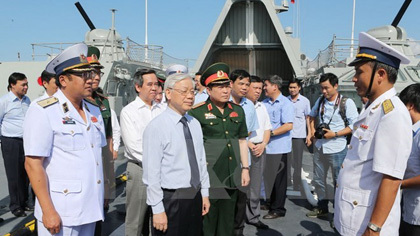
[84,98,99,107]
[382,99,394,114]
[228,101,241,108]
[37,97,58,108]
[192,101,206,109]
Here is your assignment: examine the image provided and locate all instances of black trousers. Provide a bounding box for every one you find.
[265,153,288,215]
[400,219,420,236]
[233,185,248,235]
[1,136,29,212]
[152,188,202,236]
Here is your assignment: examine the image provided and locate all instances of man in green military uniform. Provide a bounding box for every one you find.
[189,62,250,236]
[86,47,114,236]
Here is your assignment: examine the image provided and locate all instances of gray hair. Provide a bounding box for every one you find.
[164,73,195,90]
[266,75,283,89]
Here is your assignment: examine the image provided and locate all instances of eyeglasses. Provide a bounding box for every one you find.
[68,71,94,81]
[93,71,105,77]
[171,88,195,97]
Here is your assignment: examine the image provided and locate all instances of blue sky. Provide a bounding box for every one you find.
[1,0,419,65]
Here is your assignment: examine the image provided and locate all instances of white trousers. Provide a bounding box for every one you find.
[37,221,96,236]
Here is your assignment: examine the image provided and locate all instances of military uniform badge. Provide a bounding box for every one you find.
[62,116,76,125]
[62,102,69,113]
[205,113,217,119]
[382,99,394,114]
[37,97,58,108]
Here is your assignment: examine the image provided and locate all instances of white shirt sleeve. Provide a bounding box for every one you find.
[110,109,121,152]
[120,107,143,161]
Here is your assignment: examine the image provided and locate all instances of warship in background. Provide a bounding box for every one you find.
[0,2,188,115]
[301,0,420,109]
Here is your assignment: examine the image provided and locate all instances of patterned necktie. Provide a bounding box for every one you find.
[180,117,200,189]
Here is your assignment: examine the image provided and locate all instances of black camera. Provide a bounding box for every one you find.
[314,123,330,139]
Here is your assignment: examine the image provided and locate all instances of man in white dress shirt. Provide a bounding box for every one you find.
[24,43,106,235]
[143,73,210,235]
[120,68,165,236]
[399,83,420,236]
[245,75,271,230]
[334,32,412,236]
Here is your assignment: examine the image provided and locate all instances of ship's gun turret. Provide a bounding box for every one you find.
[75,2,96,30]
[366,0,414,60]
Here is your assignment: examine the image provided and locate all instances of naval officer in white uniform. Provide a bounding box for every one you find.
[334,32,412,236]
[24,43,106,236]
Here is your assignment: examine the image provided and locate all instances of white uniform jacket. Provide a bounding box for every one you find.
[334,88,412,236]
[23,89,107,226]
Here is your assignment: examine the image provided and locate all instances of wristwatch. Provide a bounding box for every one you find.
[335,132,338,138]
[367,222,381,232]
[271,130,275,136]
[241,166,250,170]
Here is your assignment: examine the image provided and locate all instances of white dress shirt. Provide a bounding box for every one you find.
[334,88,412,236]
[248,101,272,143]
[23,89,106,226]
[402,120,420,225]
[120,96,165,162]
[110,109,121,152]
[143,107,210,214]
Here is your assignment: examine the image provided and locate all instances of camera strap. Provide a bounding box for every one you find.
[320,94,341,125]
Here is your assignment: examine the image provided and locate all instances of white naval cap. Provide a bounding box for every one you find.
[165,64,188,77]
[348,32,410,69]
[46,43,91,76]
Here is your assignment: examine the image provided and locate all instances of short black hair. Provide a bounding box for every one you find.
[367,61,398,84]
[230,69,250,83]
[8,72,27,91]
[134,68,156,88]
[288,78,301,87]
[319,73,338,86]
[250,75,263,83]
[195,72,202,76]
[399,83,420,113]
[41,70,55,84]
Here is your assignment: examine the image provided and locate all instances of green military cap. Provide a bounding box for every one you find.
[201,62,230,86]
[87,46,104,69]
[156,71,166,85]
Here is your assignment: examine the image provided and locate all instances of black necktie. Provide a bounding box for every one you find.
[180,116,200,189]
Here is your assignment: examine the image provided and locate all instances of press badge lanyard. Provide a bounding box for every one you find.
[320,94,341,126]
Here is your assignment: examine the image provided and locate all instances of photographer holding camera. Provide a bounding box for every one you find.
[306,73,358,218]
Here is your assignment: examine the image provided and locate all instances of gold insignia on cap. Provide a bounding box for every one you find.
[91,54,98,61]
[62,102,69,113]
[382,99,394,114]
[217,70,224,78]
[356,53,377,60]
[37,97,58,108]
[79,54,88,63]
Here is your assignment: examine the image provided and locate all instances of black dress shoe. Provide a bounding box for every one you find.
[263,212,285,219]
[0,218,4,223]
[24,205,34,211]
[247,220,269,229]
[260,204,270,211]
[12,208,27,217]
